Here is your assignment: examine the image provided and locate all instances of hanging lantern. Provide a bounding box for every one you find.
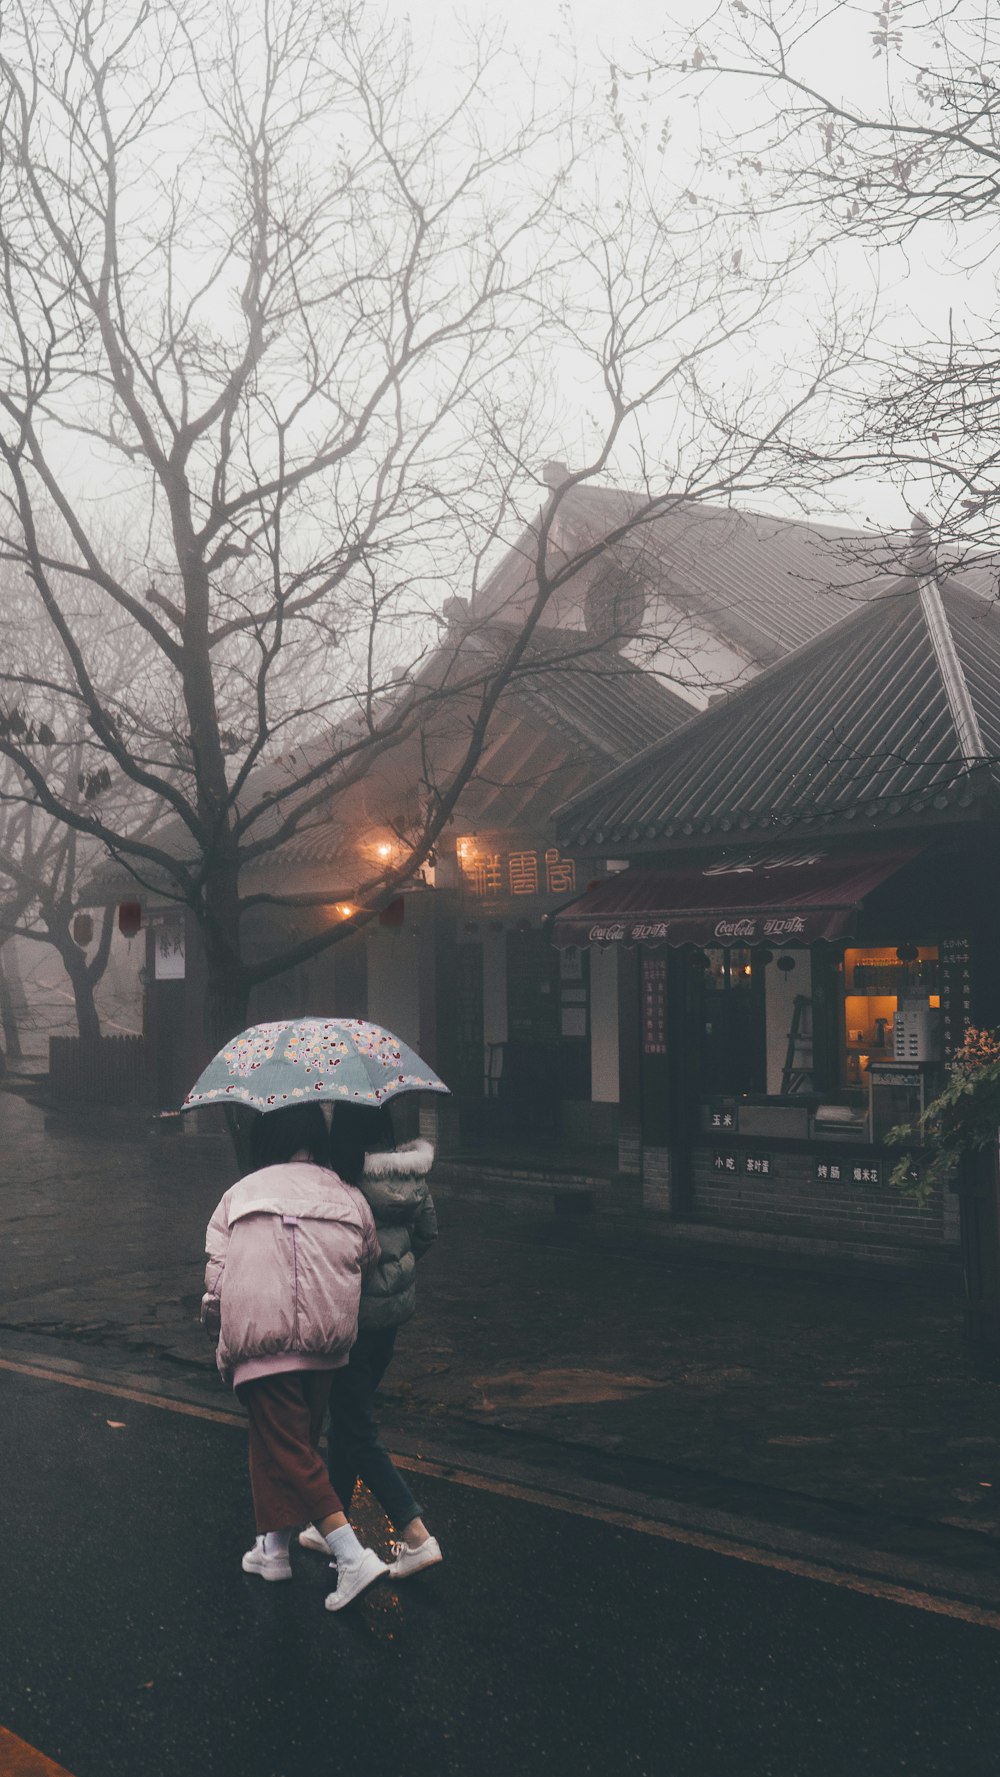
[776,954,796,973]
[117,901,142,939]
[896,943,918,963]
[757,947,774,965]
[72,912,93,947]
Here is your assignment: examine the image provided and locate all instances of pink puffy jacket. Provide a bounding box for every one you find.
[202,1162,380,1386]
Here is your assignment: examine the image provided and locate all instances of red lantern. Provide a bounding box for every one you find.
[117,901,142,939]
[72,912,93,946]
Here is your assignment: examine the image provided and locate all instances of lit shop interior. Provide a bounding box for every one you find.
[695,936,963,1146]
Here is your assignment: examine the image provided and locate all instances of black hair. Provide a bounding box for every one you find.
[248,1102,330,1172]
[328,1101,395,1187]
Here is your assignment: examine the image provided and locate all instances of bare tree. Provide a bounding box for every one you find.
[0,755,118,1046]
[0,0,855,1059]
[641,1,1000,575]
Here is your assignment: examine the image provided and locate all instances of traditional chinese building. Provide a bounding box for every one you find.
[87,620,691,1133]
[86,478,902,1166]
[473,466,885,697]
[552,540,1000,1262]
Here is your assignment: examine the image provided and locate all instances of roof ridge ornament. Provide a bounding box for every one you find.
[542,460,572,489]
[910,514,986,767]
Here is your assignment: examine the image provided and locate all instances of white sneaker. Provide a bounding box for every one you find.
[387,1535,443,1578]
[324,1548,388,1612]
[242,1536,292,1581]
[298,1524,330,1555]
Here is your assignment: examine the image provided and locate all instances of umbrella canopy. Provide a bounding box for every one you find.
[180,1018,450,1115]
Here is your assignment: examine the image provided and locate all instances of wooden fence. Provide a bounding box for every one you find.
[49,1035,147,1105]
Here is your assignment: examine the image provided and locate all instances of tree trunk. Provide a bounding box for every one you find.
[0,948,22,1061]
[202,927,250,1051]
[202,932,254,1174]
[62,944,102,1045]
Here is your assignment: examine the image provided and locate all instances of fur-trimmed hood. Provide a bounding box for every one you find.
[362,1139,435,1182]
[355,1141,438,1330]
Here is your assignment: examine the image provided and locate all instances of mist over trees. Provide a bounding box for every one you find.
[0,0,859,1049]
[644,0,1000,578]
[0,760,116,1047]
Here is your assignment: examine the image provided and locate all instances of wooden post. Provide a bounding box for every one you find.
[957,1143,1000,1352]
[616,946,641,1175]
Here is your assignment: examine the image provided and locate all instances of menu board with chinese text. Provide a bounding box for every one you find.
[642,956,667,1055]
[940,937,973,1061]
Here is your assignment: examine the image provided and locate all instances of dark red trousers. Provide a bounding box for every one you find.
[236,1370,344,1533]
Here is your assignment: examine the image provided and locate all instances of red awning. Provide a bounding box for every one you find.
[552,848,920,950]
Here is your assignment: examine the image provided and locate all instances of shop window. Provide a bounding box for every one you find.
[841,946,940,1089]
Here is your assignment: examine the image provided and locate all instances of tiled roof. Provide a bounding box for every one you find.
[555,575,1000,851]
[469,626,692,763]
[89,626,688,888]
[476,487,894,666]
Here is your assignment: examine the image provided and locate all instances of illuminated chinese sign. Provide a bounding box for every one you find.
[457,839,577,901]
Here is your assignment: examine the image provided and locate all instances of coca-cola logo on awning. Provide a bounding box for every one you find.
[712,913,809,942]
[579,909,815,947]
[714,917,757,940]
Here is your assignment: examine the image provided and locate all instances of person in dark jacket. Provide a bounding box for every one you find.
[299,1101,443,1576]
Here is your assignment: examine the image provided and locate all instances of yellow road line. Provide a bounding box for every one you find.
[0,1357,241,1427]
[0,1723,75,1776]
[401,1455,1000,1632]
[2,1353,999,1632]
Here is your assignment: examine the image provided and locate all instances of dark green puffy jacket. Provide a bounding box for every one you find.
[356,1140,438,1331]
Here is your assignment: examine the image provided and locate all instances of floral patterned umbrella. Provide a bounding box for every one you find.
[179,1018,450,1114]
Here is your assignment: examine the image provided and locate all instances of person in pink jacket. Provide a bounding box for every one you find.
[202,1101,387,1611]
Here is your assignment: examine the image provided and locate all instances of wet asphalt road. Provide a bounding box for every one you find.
[2,1367,1000,1777]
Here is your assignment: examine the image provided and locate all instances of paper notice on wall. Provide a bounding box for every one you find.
[154,927,186,979]
[561,1006,586,1038]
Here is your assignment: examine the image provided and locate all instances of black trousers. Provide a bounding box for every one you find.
[326,1327,423,1531]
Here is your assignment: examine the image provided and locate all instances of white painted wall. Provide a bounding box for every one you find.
[365,928,421,1049]
[765,953,813,1094]
[589,944,620,1104]
[622,598,756,708]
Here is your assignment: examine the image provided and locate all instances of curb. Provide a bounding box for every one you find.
[1,1081,965,1278]
[431,1173,964,1281]
[1,1325,996,1566]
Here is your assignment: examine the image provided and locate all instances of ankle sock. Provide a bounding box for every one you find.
[326,1523,365,1567]
[263,1530,291,1557]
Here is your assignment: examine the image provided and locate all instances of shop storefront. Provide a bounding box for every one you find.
[551,842,989,1244]
[551,555,1000,1249]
